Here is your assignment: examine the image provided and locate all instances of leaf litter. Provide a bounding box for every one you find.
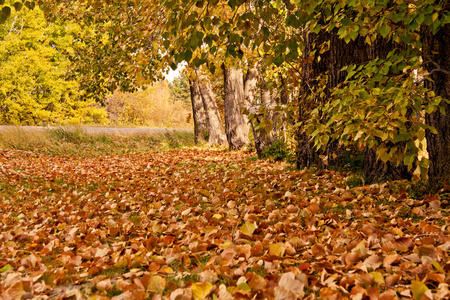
[0,148,449,299]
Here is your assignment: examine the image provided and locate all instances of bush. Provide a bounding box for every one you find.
[261,139,295,162]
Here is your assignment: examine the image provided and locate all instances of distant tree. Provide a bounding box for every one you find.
[0,4,107,125]
[170,71,190,105]
[189,78,209,144]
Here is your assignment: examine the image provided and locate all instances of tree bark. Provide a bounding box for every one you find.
[244,65,271,156]
[297,29,332,169]
[244,65,259,108]
[423,19,450,190]
[223,66,250,150]
[196,73,227,146]
[189,79,209,144]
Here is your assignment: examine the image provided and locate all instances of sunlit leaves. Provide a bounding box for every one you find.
[411,280,430,300]
[191,282,212,299]
[240,222,257,236]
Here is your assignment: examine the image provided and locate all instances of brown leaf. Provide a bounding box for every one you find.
[363,254,382,270]
[248,273,266,291]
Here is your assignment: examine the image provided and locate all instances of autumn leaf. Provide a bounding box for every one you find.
[411,280,429,300]
[147,275,166,293]
[240,222,257,236]
[191,282,212,300]
[269,243,286,257]
[0,148,449,299]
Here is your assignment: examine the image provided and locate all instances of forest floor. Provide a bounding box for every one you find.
[0,146,450,299]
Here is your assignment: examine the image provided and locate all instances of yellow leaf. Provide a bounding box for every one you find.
[411,280,428,300]
[147,275,166,293]
[391,227,403,236]
[240,222,257,236]
[114,258,128,269]
[432,12,439,22]
[269,243,285,257]
[432,260,445,273]
[369,272,384,285]
[212,214,222,220]
[191,282,212,300]
[160,266,174,273]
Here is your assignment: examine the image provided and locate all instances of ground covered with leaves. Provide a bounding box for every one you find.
[0,148,449,299]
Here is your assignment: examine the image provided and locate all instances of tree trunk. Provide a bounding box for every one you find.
[223,66,249,150]
[189,79,209,144]
[297,29,332,169]
[423,19,450,191]
[196,72,227,146]
[244,65,259,108]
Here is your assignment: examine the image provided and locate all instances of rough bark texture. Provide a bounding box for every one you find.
[244,66,270,156]
[197,74,227,146]
[297,29,332,169]
[423,19,450,190]
[189,79,209,144]
[243,66,259,108]
[254,81,277,156]
[223,67,249,150]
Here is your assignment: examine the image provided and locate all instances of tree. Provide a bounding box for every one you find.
[0,3,107,125]
[422,2,450,190]
[105,81,191,128]
[0,0,168,103]
[4,0,449,188]
[195,70,227,146]
[170,71,191,105]
[223,65,249,150]
[189,78,209,144]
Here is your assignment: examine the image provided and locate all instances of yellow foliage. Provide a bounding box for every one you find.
[106,81,192,128]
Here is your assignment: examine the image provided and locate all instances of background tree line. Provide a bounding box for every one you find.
[0,0,191,127]
[0,0,448,190]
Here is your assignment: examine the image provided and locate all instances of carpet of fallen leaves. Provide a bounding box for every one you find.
[1,148,450,300]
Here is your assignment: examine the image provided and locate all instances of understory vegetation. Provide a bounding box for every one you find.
[0,127,195,157]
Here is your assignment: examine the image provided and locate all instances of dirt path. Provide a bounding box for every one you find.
[0,125,192,135]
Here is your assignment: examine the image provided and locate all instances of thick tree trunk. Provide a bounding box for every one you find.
[244,65,259,108]
[423,20,450,190]
[189,79,209,144]
[223,66,249,150]
[196,73,227,146]
[257,81,277,155]
[243,66,269,156]
[297,29,332,169]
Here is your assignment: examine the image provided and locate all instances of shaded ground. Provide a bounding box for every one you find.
[0,148,449,299]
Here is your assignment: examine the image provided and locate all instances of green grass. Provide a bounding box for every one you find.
[0,126,195,157]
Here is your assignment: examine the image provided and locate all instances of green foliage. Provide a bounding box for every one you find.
[169,71,191,105]
[306,50,443,176]
[261,139,295,162]
[345,175,365,188]
[0,3,108,125]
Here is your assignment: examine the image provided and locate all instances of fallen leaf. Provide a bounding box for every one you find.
[191,282,212,300]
